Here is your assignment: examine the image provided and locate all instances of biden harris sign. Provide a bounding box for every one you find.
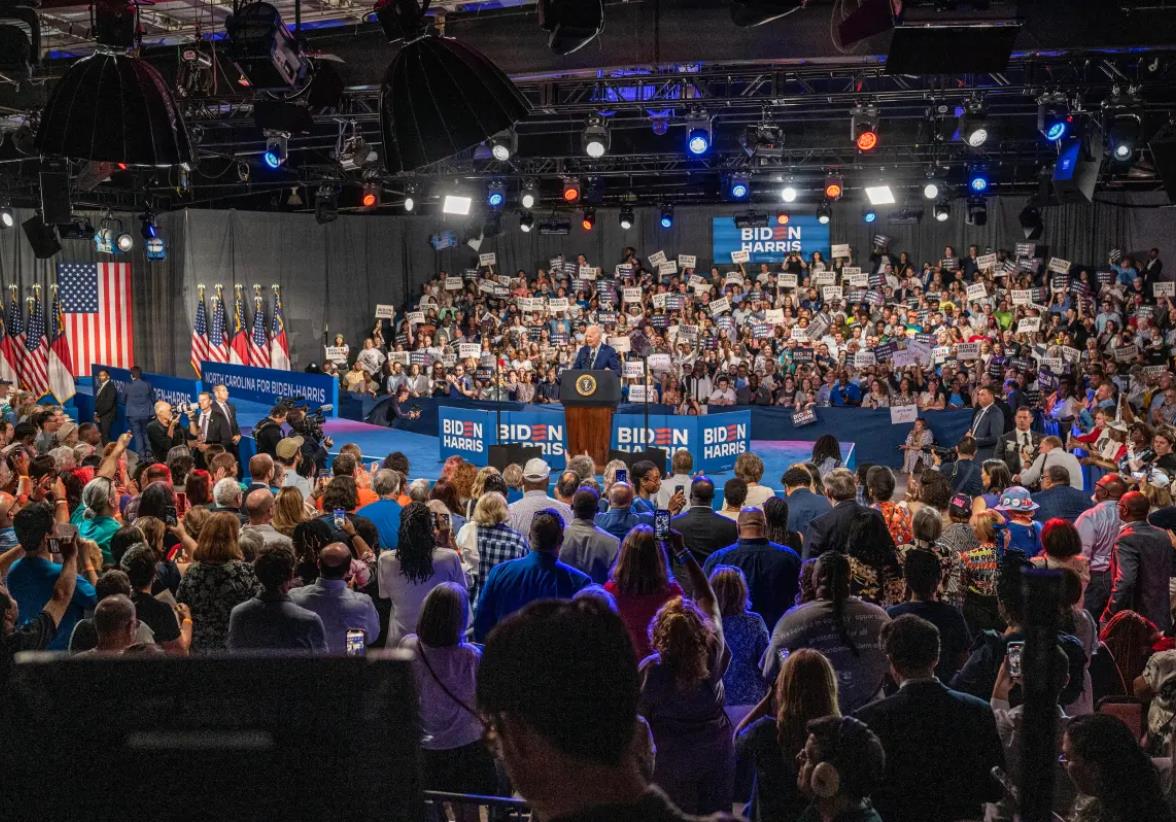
[610,411,750,473]
[711,215,831,263]
[439,406,567,468]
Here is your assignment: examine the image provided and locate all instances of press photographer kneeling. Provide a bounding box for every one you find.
[931,436,983,497]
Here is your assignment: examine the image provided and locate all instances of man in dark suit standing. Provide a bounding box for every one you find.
[1103,491,1174,631]
[1032,465,1094,523]
[93,368,118,443]
[967,385,1005,461]
[203,384,241,457]
[670,476,737,565]
[803,468,896,561]
[855,614,1005,822]
[571,325,621,375]
[996,406,1042,475]
[782,465,831,543]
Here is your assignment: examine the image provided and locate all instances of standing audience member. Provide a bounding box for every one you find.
[605,525,684,660]
[0,522,78,679]
[596,481,653,542]
[735,453,777,508]
[804,469,898,570]
[796,716,887,822]
[357,469,403,550]
[175,512,260,652]
[887,549,971,683]
[289,541,380,652]
[783,465,832,540]
[656,449,694,509]
[1033,465,1094,523]
[241,488,294,553]
[1061,713,1172,822]
[718,479,748,521]
[709,565,770,726]
[558,487,619,585]
[507,458,572,538]
[1019,435,1085,490]
[762,496,803,554]
[1032,518,1091,592]
[469,491,530,602]
[866,466,913,547]
[1102,490,1174,630]
[377,502,466,643]
[703,507,801,631]
[994,486,1044,557]
[670,476,737,564]
[1078,473,1127,617]
[119,544,188,653]
[227,545,327,653]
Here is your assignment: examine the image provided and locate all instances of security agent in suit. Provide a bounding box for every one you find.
[796,716,887,822]
[995,406,1042,475]
[210,383,242,456]
[93,368,118,442]
[670,475,738,566]
[967,385,1006,461]
[855,614,1005,822]
[571,324,622,375]
[803,468,897,560]
[1102,491,1174,631]
[932,436,984,497]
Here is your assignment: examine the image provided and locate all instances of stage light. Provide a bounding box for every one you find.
[117,232,135,252]
[403,184,416,212]
[360,180,380,209]
[959,100,989,147]
[933,202,950,222]
[0,207,13,229]
[780,185,798,203]
[226,1,313,92]
[775,211,790,226]
[1107,112,1140,161]
[140,210,158,240]
[824,174,843,200]
[442,194,472,215]
[262,131,288,169]
[659,204,674,229]
[851,103,879,151]
[315,185,338,224]
[863,208,877,224]
[816,202,831,225]
[487,180,506,209]
[967,166,989,193]
[684,111,711,156]
[966,197,988,226]
[489,129,516,162]
[583,115,610,158]
[619,206,634,230]
[864,185,895,205]
[727,173,751,201]
[1038,92,1070,142]
[519,211,534,232]
[562,177,581,203]
[520,180,537,210]
[580,207,596,231]
[1019,204,1043,239]
[922,179,942,200]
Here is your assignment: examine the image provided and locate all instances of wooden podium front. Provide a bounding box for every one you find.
[560,369,621,471]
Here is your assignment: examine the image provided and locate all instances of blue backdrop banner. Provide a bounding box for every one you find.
[439,406,497,464]
[496,411,567,469]
[200,362,339,416]
[711,215,832,263]
[610,411,750,473]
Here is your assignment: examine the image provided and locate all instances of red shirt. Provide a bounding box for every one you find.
[604,580,683,660]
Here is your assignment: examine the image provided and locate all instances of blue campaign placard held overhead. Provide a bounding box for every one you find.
[711,215,831,263]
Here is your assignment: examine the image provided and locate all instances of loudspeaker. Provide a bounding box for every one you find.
[1150,123,1176,203]
[22,213,61,259]
[1053,124,1103,205]
[39,164,71,224]
[488,444,542,471]
[607,448,668,474]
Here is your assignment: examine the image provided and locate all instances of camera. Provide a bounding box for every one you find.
[172,401,194,417]
[928,445,957,460]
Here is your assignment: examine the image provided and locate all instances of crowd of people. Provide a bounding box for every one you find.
[3,360,1176,821]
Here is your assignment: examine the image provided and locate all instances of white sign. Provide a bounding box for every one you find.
[823,286,844,302]
[976,253,998,271]
[780,273,798,289]
[1017,317,1042,334]
[813,271,836,287]
[832,243,851,259]
[458,343,482,359]
[690,281,712,295]
[648,250,668,267]
[725,272,744,286]
[623,361,644,379]
[845,273,869,289]
[709,297,731,315]
[791,327,809,341]
[479,252,497,267]
[388,351,409,366]
[730,250,750,264]
[1047,257,1071,275]
[652,293,668,309]
[658,260,678,276]
[957,342,981,360]
[477,280,497,294]
[324,346,348,364]
[966,283,987,301]
[1114,344,1138,362]
[765,308,785,325]
[648,353,672,372]
[932,345,952,364]
[547,297,569,314]
[1061,345,1082,364]
[854,351,876,368]
[890,404,919,425]
[374,304,396,319]
[406,311,425,325]
[1155,282,1176,297]
[628,385,651,403]
[609,335,632,353]
[1011,289,1033,306]
[444,277,463,291]
[1042,357,1065,374]
[577,265,595,280]
[678,254,697,270]
[623,287,643,304]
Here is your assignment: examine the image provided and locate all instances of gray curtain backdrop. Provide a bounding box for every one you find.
[0,190,1170,375]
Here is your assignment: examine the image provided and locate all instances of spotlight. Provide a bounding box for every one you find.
[865,185,895,206]
[1019,203,1043,240]
[487,180,506,209]
[933,202,950,222]
[619,206,634,230]
[520,180,538,210]
[442,193,473,216]
[1037,92,1071,142]
[816,202,831,225]
[851,103,879,151]
[958,100,989,148]
[315,185,339,224]
[780,185,798,203]
[117,232,135,252]
[922,179,942,200]
[0,207,13,229]
[1107,111,1140,161]
[863,208,877,224]
[581,207,596,231]
[262,131,288,169]
[225,1,313,92]
[140,209,158,240]
[967,165,989,193]
[727,173,751,201]
[658,204,674,229]
[775,211,790,226]
[966,197,988,226]
[519,211,534,232]
[360,180,380,210]
[583,115,610,158]
[402,183,416,212]
[562,177,581,203]
[684,111,711,156]
[650,111,671,136]
[824,174,843,200]
[489,129,516,162]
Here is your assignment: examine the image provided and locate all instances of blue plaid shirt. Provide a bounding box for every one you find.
[474,522,530,604]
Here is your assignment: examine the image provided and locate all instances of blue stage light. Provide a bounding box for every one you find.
[659,204,674,228]
[687,129,710,156]
[730,179,749,199]
[1045,121,1067,141]
[863,208,877,224]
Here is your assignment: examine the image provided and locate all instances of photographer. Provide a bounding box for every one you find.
[388,384,421,426]
[933,437,983,497]
[252,404,289,459]
[286,407,331,474]
[146,401,187,465]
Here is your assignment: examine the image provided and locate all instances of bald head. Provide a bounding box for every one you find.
[1119,491,1150,522]
[737,507,766,538]
[608,482,634,510]
[244,488,274,524]
[0,492,15,529]
[93,594,137,651]
[318,542,352,580]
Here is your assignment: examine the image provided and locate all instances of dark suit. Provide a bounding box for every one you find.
[785,488,832,548]
[93,379,118,442]
[1032,485,1093,523]
[967,403,1005,460]
[1103,521,1174,631]
[803,499,896,560]
[702,538,800,630]
[571,343,621,375]
[671,506,738,564]
[854,679,1005,822]
[938,458,983,497]
[996,428,1042,475]
[205,401,240,455]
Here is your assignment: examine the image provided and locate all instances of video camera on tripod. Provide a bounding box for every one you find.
[274,395,334,446]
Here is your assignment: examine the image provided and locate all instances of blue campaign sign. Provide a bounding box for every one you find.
[711,215,832,263]
[610,414,694,457]
[200,362,339,416]
[697,411,751,472]
[611,411,750,473]
[439,406,497,465]
[497,411,567,470]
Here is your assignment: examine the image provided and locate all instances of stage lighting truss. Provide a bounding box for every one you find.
[684,110,712,156]
[959,98,990,148]
[1037,91,1072,142]
[263,131,288,169]
[619,205,634,230]
[315,184,339,224]
[488,129,517,162]
[225,1,314,93]
[583,114,610,158]
[851,103,879,151]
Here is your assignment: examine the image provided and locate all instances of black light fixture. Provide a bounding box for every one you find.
[966,197,988,226]
[1019,203,1043,240]
[958,99,990,148]
[519,211,534,232]
[734,212,769,229]
[225,2,313,92]
[1106,111,1141,162]
[378,0,530,174]
[933,201,951,222]
[618,205,634,230]
[315,185,339,224]
[0,1,40,82]
[815,202,831,225]
[537,0,604,55]
[583,114,610,158]
[488,129,516,162]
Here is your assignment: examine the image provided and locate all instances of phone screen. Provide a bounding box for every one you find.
[675,485,684,496]
[654,509,670,540]
[1006,641,1024,678]
[615,468,628,485]
[332,508,346,529]
[345,630,366,657]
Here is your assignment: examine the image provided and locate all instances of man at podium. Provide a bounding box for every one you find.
[572,325,621,374]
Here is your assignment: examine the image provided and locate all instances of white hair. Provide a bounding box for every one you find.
[48,445,76,471]
[213,477,243,507]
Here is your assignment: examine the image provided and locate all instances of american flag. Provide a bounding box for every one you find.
[248,298,270,367]
[0,304,17,385]
[3,294,24,379]
[229,294,250,365]
[207,296,229,363]
[48,289,76,403]
[270,289,290,370]
[22,296,50,397]
[55,261,134,374]
[190,294,210,376]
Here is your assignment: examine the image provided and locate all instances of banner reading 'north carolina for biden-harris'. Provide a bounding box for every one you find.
[610,411,750,473]
[711,215,831,264]
[439,407,567,469]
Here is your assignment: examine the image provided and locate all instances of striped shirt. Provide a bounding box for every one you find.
[1075,500,1121,573]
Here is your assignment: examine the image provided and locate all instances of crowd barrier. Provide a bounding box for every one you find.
[373,397,974,470]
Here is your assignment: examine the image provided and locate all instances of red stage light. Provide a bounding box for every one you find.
[855,130,878,151]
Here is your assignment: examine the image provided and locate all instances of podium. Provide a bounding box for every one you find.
[560,369,621,471]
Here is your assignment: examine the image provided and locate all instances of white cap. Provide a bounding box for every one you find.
[523,457,551,481]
